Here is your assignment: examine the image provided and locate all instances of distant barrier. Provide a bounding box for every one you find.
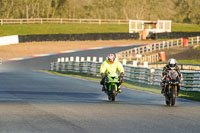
[50,58,200,92]
[19,33,139,42]
[116,36,200,63]
[149,63,200,71]
[151,32,200,39]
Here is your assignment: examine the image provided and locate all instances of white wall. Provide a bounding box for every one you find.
[0,35,19,46]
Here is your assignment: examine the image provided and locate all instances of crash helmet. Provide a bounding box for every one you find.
[168,58,177,68]
[107,54,115,64]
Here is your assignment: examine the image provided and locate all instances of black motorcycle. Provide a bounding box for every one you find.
[164,70,180,106]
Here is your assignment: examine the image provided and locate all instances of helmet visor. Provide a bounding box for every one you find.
[169,64,175,67]
[108,58,114,63]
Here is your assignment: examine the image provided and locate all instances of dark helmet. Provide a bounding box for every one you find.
[168,58,177,68]
[107,54,115,64]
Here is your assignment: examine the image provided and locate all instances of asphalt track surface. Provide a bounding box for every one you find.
[0,45,200,133]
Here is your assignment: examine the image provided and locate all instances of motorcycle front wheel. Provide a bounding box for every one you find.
[170,85,176,106]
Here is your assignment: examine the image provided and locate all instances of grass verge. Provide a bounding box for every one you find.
[177,60,200,64]
[40,70,200,102]
[195,45,200,50]
[1,23,200,36]
[0,24,128,37]
[172,23,200,32]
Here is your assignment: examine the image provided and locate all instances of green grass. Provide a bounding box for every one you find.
[159,59,200,65]
[40,70,200,102]
[0,23,200,36]
[177,60,200,64]
[0,24,128,37]
[172,23,200,32]
[195,45,200,50]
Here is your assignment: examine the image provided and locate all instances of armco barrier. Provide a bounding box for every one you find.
[19,33,139,42]
[149,63,200,71]
[50,60,200,92]
[116,36,200,62]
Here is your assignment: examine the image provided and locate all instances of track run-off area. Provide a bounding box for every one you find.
[0,45,200,133]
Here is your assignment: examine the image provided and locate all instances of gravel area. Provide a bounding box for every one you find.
[0,40,158,60]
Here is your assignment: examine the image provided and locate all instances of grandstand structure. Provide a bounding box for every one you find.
[129,20,172,36]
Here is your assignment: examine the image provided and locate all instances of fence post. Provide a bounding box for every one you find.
[99,19,101,24]
[118,20,120,25]
[61,18,63,24]
[191,37,194,45]
[41,18,43,24]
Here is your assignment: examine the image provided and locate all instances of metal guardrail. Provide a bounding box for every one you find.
[149,63,200,71]
[50,61,200,92]
[0,18,129,25]
[116,36,200,62]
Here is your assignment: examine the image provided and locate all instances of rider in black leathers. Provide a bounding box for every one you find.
[161,58,182,96]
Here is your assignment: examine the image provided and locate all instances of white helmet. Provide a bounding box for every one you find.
[107,54,115,64]
[168,58,176,68]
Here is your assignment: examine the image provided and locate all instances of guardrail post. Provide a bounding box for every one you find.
[197,36,199,43]
[92,57,97,62]
[87,56,91,62]
[70,57,74,62]
[144,62,148,68]
[61,57,65,62]
[81,57,85,62]
[123,59,126,65]
[57,58,61,62]
[65,57,69,62]
[75,56,80,62]
[133,60,137,67]
[99,57,103,63]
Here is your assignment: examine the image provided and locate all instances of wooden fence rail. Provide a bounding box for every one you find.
[0,18,129,25]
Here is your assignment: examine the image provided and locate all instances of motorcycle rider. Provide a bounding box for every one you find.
[100,54,124,93]
[161,58,182,96]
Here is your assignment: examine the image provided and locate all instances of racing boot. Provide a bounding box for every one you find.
[160,82,165,95]
[118,86,122,93]
[161,87,165,95]
[102,86,106,92]
[177,86,180,96]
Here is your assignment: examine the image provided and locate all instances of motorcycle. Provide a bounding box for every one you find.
[104,73,121,101]
[164,70,180,106]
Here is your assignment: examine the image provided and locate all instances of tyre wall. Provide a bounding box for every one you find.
[151,32,200,39]
[19,33,139,42]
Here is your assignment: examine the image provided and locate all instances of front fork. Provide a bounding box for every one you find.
[166,84,178,96]
[108,83,118,92]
